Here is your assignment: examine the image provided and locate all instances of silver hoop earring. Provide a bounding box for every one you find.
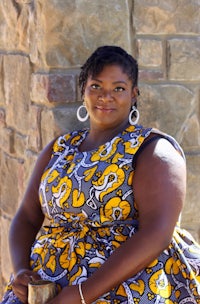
[77,103,89,122]
[129,106,140,125]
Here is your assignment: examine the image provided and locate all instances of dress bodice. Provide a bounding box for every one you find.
[39,125,153,227]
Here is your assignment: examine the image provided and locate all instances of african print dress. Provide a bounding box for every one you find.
[2,124,200,304]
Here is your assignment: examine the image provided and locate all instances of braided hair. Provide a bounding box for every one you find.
[79,46,139,99]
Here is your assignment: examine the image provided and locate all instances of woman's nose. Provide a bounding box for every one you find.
[98,90,113,101]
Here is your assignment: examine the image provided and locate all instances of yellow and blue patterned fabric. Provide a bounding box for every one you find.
[2,124,200,303]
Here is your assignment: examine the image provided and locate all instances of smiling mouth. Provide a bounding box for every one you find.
[96,106,115,111]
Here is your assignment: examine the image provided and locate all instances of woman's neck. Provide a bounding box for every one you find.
[79,120,129,152]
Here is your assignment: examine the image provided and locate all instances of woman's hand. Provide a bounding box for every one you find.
[12,268,41,304]
[47,285,82,304]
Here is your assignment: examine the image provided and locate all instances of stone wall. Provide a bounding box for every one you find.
[0,0,200,297]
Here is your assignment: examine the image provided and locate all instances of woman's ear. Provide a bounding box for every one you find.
[132,86,140,98]
[131,87,140,107]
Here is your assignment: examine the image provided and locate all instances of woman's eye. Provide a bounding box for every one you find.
[114,87,125,92]
[91,84,101,89]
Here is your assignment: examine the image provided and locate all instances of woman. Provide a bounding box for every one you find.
[1,46,200,303]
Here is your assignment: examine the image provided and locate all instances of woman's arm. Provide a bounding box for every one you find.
[48,137,186,304]
[9,139,56,303]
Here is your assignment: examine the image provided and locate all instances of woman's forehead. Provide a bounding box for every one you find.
[89,64,130,79]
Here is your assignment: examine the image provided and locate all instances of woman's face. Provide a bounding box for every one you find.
[84,64,136,130]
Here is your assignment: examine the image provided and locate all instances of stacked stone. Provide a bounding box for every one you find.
[0,0,200,297]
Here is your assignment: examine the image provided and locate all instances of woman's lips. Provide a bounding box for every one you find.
[96,105,115,112]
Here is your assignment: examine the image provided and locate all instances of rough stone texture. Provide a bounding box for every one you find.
[0,108,6,128]
[31,73,77,104]
[40,105,89,148]
[30,0,132,70]
[0,216,12,284]
[139,84,198,145]
[23,151,39,189]
[1,153,25,215]
[3,55,31,133]
[0,55,4,105]
[134,0,200,35]
[168,39,200,81]
[0,128,14,155]
[0,0,200,298]
[182,153,200,229]
[137,39,163,68]
[27,105,42,152]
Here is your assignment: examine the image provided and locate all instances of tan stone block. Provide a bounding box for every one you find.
[14,132,28,157]
[134,0,200,34]
[0,275,4,301]
[181,113,200,148]
[139,84,196,147]
[40,105,88,148]
[181,153,200,229]
[137,39,163,68]
[41,109,63,148]
[27,105,42,152]
[0,108,6,128]
[31,73,77,104]
[4,55,31,133]
[24,150,38,185]
[168,39,200,81]
[139,70,165,82]
[53,104,89,134]
[0,216,12,283]
[0,55,5,106]
[32,0,131,69]
[16,1,33,4]
[0,0,35,52]
[1,153,25,215]
[0,1,18,50]
[0,127,14,154]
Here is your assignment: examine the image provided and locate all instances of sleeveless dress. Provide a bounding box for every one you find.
[2,124,200,304]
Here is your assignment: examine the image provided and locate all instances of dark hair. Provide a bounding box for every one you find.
[79,45,139,98]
